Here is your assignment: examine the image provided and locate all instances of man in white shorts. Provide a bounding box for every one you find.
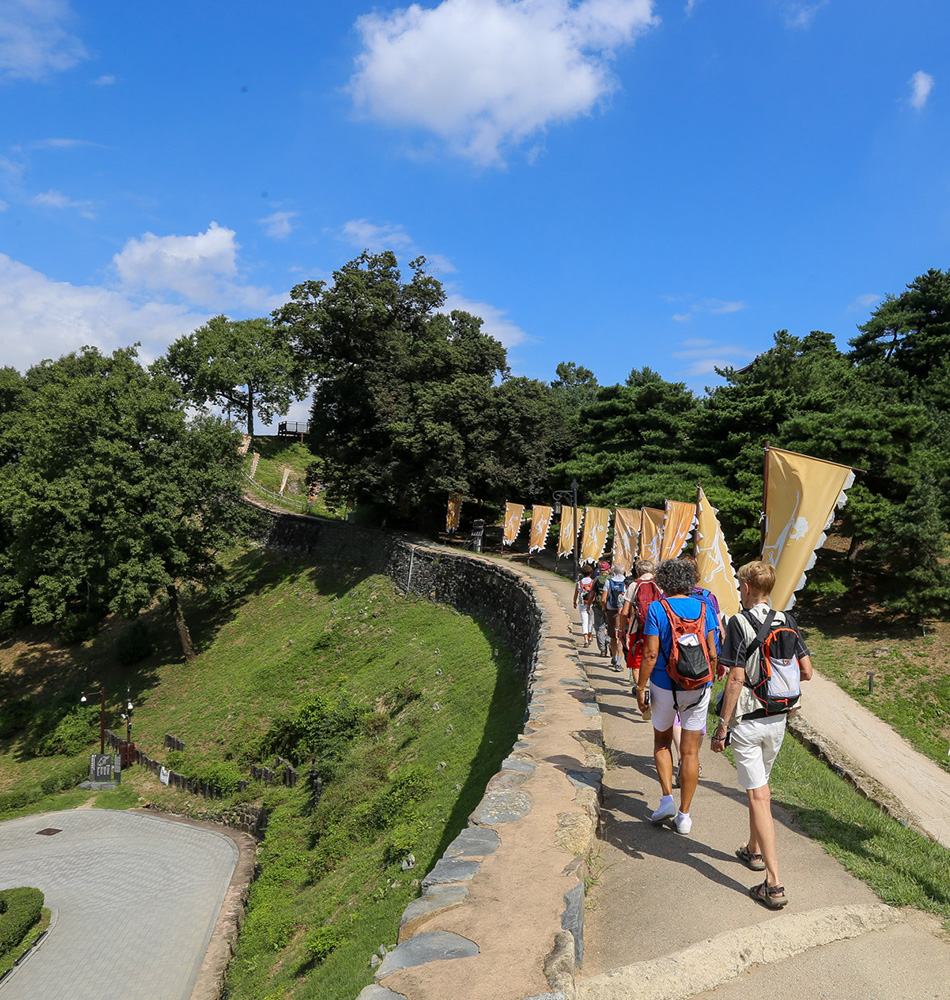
[712,560,812,910]
[636,559,721,835]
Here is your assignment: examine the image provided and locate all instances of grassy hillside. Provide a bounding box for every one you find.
[242,436,343,519]
[0,550,526,999]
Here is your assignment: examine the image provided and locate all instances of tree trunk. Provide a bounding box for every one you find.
[167,583,196,661]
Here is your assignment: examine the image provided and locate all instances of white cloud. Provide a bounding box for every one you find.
[260,210,298,239]
[0,253,211,371]
[112,222,283,312]
[32,187,95,218]
[0,0,88,81]
[848,292,881,312]
[443,292,528,348]
[910,70,934,110]
[349,0,658,165]
[671,298,746,322]
[93,73,115,86]
[673,339,753,377]
[0,198,7,211]
[780,1,829,29]
[340,218,415,250]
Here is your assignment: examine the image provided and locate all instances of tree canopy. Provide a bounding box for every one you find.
[161,315,311,436]
[0,347,258,656]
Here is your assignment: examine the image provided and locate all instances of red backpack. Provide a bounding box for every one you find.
[628,579,662,636]
[660,597,712,689]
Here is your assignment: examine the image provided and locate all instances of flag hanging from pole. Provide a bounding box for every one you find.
[446,493,463,533]
[580,507,610,565]
[695,487,740,617]
[529,505,553,552]
[639,507,665,564]
[279,467,292,496]
[659,500,697,561]
[558,507,583,560]
[612,508,641,573]
[762,447,855,610]
[238,434,251,456]
[249,452,261,479]
[503,502,525,546]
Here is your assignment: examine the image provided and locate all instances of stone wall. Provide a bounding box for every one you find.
[261,510,603,1000]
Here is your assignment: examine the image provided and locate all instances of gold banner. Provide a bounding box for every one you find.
[503,502,525,547]
[580,507,610,565]
[659,499,697,561]
[249,452,260,479]
[763,447,855,610]
[446,492,463,533]
[558,507,582,560]
[279,467,291,496]
[639,507,664,564]
[612,508,641,573]
[529,505,553,552]
[238,434,251,456]
[695,487,740,617]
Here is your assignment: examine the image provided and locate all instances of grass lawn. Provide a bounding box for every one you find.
[0,549,526,1000]
[242,436,343,519]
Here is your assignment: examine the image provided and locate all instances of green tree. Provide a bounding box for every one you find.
[274,251,534,526]
[0,347,257,657]
[161,315,311,436]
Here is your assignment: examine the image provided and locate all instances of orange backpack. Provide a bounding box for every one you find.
[660,597,712,689]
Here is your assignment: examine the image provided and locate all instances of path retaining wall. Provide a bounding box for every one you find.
[261,511,603,1000]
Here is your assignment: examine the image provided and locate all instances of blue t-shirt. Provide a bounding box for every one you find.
[643,596,719,691]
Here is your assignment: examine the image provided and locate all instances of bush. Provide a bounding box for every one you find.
[192,761,244,796]
[304,924,347,965]
[0,755,89,815]
[34,705,97,757]
[0,887,43,957]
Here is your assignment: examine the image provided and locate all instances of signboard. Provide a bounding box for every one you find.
[89,754,115,781]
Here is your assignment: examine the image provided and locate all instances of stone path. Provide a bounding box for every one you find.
[0,809,242,1000]
[518,560,950,1000]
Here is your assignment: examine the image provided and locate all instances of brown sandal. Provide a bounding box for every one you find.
[736,844,766,871]
[750,880,788,909]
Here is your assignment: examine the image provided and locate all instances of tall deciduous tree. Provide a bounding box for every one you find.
[275,251,556,526]
[0,347,258,657]
[161,315,311,436]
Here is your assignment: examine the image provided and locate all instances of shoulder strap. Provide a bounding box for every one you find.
[741,608,777,660]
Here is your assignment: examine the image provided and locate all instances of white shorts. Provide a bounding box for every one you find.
[650,684,710,733]
[731,715,787,790]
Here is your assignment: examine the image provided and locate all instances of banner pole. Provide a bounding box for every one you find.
[760,441,770,557]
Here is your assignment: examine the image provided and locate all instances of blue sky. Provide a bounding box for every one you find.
[1,0,947,426]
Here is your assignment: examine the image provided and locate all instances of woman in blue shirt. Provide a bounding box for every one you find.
[635,558,722,835]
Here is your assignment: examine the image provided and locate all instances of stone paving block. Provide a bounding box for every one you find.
[501,757,536,773]
[376,930,479,979]
[565,769,600,791]
[445,827,500,858]
[399,884,470,942]
[356,986,409,1000]
[421,858,482,888]
[469,788,532,826]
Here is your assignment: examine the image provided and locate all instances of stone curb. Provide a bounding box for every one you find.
[786,715,923,834]
[575,903,901,1000]
[368,555,604,1000]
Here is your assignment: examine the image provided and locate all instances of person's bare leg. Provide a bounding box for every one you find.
[747,784,780,886]
[678,728,703,814]
[654,729,674,797]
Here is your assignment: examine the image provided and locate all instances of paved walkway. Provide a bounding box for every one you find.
[0,810,241,1000]
[517,560,950,1000]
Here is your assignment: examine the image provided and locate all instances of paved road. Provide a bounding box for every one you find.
[516,559,950,1000]
[0,810,238,1000]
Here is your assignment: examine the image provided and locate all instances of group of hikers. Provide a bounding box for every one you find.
[573,554,813,910]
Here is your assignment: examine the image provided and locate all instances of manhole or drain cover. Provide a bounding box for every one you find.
[36,828,62,836]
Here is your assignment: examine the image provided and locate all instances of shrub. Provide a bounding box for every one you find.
[192,761,243,796]
[370,765,433,828]
[0,887,43,957]
[35,705,97,757]
[304,924,347,964]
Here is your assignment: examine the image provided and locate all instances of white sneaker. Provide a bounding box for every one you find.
[651,798,676,824]
[673,811,692,835]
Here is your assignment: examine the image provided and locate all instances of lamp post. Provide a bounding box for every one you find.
[121,687,134,744]
[81,687,106,754]
[552,478,580,582]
